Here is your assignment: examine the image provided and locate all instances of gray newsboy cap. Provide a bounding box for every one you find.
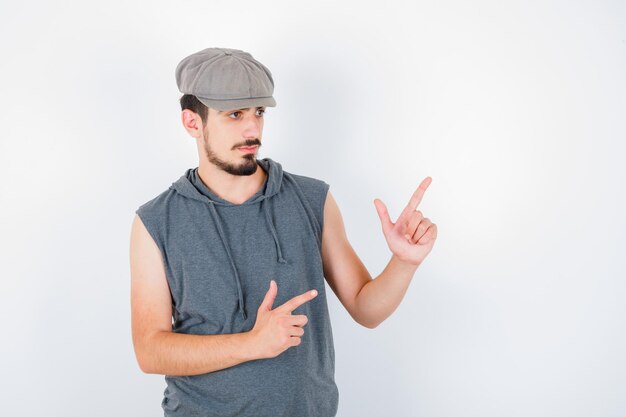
[175,47,277,111]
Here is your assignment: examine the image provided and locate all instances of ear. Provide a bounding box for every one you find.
[181,109,203,139]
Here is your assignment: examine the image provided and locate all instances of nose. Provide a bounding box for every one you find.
[242,112,262,139]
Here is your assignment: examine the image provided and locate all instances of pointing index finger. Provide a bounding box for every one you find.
[277,289,318,314]
[400,176,432,219]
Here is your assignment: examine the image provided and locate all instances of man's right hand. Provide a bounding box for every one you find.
[248,280,318,359]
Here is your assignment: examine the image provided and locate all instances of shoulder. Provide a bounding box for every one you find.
[283,170,330,200]
[132,188,178,254]
[282,169,331,232]
[133,183,187,241]
[135,187,176,218]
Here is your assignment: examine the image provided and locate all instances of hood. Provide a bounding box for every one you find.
[168,157,285,321]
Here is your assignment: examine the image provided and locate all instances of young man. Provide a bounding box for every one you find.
[129,47,437,417]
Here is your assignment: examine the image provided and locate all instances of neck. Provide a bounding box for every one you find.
[197,158,267,205]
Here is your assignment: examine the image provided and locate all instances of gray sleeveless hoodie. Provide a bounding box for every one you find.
[135,157,339,417]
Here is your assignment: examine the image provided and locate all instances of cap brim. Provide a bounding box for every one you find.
[196,96,276,111]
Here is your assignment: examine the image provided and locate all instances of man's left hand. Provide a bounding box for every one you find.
[373,176,438,267]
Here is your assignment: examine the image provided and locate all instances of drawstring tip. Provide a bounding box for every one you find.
[278,256,287,264]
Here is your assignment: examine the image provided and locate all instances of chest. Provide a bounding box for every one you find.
[163,197,326,334]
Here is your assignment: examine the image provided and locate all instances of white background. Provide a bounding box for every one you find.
[1,1,625,416]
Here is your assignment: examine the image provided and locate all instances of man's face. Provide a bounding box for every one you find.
[201,106,266,176]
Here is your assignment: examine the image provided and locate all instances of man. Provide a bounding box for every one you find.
[130,47,437,417]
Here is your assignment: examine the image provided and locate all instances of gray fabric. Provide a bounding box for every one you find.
[135,157,338,417]
[175,47,277,111]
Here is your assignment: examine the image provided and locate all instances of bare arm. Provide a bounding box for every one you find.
[353,254,419,329]
[321,191,422,329]
[140,331,256,376]
[129,214,258,376]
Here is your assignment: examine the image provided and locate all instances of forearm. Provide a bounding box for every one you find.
[140,330,258,376]
[355,254,419,329]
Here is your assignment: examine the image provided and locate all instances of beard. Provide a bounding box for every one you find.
[202,127,259,176]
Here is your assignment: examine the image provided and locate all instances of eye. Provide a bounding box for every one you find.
[228,109,265,119]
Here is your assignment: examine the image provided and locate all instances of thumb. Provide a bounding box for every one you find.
[259,279,278,313]
[373,198,394,235]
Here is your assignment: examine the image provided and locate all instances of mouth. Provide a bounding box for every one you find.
[238,145,258,153]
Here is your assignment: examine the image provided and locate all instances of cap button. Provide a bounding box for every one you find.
[224,51,232,55]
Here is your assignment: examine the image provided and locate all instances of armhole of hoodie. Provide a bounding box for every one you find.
[135,206,166,263]
[287,173,330,247]
[135,205,178,321]
[318,180,330,232]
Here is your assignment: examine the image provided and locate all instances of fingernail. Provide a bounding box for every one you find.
[311,290,318,297]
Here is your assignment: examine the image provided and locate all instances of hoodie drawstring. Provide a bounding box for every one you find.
[206,202,248,320]
[206,198,286,321]
[262,198,287,264]
[172,159,288,322]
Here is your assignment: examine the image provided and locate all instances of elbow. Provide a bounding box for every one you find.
[133,331,166,374]
[139,356,165,375]
[353,286,381,329]
[136,352,154,374]
[134,340,158,374]
[352,308,379,329]
[352,305,380,329]
[364,322,380,330]
[356,317,380,329]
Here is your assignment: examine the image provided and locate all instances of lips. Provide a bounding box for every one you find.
[238,145,258,153]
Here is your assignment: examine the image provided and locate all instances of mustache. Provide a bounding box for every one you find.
[235,140,261,148]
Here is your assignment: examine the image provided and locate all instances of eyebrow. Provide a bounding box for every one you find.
[219,106,266,114]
